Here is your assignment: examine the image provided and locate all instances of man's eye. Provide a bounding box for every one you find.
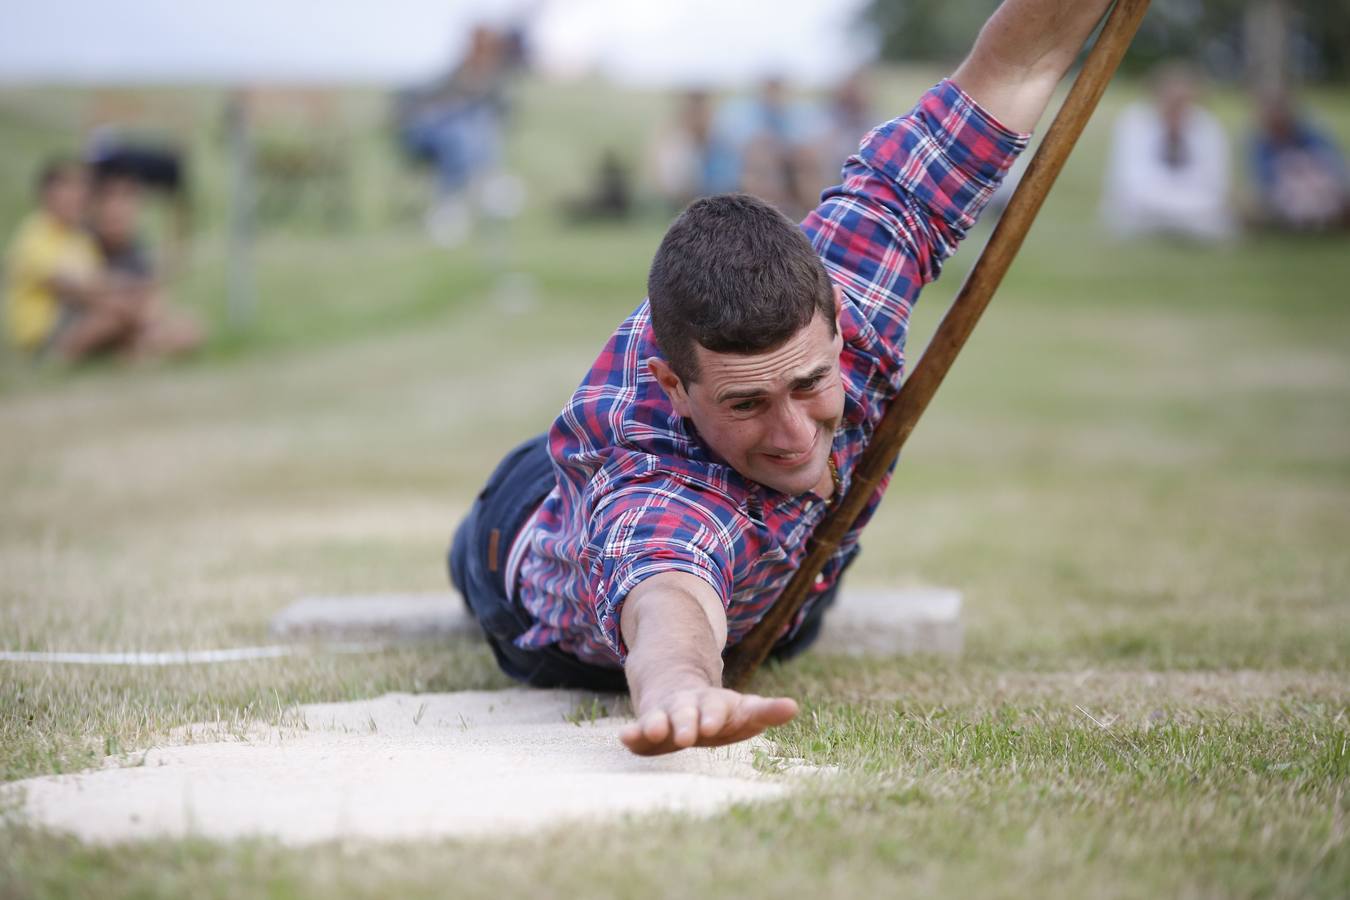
[731,399,760,412]
[795,376,824,392]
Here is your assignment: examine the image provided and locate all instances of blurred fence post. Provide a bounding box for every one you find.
[225,91,256,331]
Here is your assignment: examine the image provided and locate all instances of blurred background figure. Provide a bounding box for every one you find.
[3,158,203,363]
[717,76,828,219]
[649,89,737,210]
[563,149,635,222]
[822,69,876,177]
[87,167,204,359]
[395,24,525,245]
[1101,63,1235,242]
[1249,90,1350,233]
[648,73,877,219]
[85,130,190,253]
[4,159,102,357]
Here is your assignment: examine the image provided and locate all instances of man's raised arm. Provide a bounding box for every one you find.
[951,0,1115,133]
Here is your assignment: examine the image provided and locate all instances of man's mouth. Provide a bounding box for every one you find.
[761,443,815,468]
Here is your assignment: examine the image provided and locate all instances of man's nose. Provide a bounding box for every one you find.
[767,399,815,451]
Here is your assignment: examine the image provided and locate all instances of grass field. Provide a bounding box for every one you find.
[1,69,1348,898]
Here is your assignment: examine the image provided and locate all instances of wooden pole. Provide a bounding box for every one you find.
[723,0,1153,691]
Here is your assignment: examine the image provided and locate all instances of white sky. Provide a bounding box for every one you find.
[0,0,874,87]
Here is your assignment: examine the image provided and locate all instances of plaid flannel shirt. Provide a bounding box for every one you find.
[512,79,1028,668]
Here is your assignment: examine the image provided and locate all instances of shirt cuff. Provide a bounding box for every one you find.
[857,78,1031,233]
[594,549,728,665]
[920,78,1030,185]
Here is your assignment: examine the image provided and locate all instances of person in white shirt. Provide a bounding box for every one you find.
[1101,63,1235,242]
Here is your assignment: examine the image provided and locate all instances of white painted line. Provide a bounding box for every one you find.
[0,642,384,666]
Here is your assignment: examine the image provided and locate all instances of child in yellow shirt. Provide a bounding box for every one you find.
[4,159,103,353]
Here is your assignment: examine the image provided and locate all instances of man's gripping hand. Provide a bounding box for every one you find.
[618,572,799,756]
[620,685,798,756]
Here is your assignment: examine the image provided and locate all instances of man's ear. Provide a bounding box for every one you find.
[831,284,846,349]
[647,357,693,418]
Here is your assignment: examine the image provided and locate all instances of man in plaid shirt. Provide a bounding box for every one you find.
[450,0,1115,755]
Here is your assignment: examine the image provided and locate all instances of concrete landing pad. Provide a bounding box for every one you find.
[4,690,792,844]
[270,586,962,656]
[270,593,481,639]
[812,587,963,656]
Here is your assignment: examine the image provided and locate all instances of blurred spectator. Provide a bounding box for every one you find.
[86,133,192,268]
[396,25,523,244]
[563,150,635,223]
[649,90,738,208]
[4,159,103,357]
[649,79,855,217]
[823,70,876,176]
[87,170,203,359]
[1249,91,1350,233]
[1101,63,1235,242]
[2,158,202,363]
[717,77,828,218]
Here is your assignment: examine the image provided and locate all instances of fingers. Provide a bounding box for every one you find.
[722,694,797,730]
[669,704,701,748]
[707,694,799,747]
[640,709,671,744]
[750,696,799,728]
[619,709,670,754]
[620,691,799,756]
[698,695,731,739]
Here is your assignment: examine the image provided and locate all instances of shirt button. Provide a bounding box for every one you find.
[814,572,826,586]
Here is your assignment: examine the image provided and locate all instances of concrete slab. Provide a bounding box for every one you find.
[814,587,963,657]
[270,585,962,657]
[4,690,796,844]
[270,592,479,640]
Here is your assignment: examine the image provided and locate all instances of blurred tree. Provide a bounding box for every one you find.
[863,0,997,69]
[860,0,1350,82]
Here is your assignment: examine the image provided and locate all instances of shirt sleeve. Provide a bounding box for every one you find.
[585,483,737,663]
[802,79,1029,371]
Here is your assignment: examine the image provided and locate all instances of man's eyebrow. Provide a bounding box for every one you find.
[716,385,768,404]
[789,364,833,388]
[715,364,833,404]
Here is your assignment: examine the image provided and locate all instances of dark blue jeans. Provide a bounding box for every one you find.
[448,436,839,692]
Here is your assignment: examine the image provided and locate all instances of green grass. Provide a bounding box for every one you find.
[1,69,1349,898]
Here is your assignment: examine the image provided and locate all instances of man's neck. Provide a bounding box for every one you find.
[812,457,836,501]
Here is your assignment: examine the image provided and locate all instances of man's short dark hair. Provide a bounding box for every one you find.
[647,193,836,383]
[36,157,84,195]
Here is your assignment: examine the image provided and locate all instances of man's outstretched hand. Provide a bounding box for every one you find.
[618,573,798,755]
[619,686,799,756]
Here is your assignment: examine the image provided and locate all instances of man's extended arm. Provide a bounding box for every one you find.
[950,0,1115,133]
[618,572,798,756]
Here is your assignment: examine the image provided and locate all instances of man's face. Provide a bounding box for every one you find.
[651,303,846,497]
